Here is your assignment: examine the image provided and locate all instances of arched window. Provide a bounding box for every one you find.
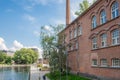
[100,10,106,24]
[101,33,107,47]
[111,29,119,45]
[111,1,119,19]
[92,37,97,49]
[92,16,97,29]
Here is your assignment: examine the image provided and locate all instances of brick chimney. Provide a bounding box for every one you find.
[66,0,70,26]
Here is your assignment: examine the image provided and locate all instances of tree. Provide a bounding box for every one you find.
[5,56,12,64]
[40,24,66,73]
[13,48,39,64]
[75,0,97,16]
[0,51,7,64]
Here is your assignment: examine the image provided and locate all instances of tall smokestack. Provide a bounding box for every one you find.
[66,0,70,26]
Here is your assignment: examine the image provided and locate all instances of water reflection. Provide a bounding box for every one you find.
[0,66,30,80]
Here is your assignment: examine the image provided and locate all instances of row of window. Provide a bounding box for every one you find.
[69,26,82,39]
[69,42,78,51]
[92,1,119,29]
[92,58,120,67]
[92,29,120,49]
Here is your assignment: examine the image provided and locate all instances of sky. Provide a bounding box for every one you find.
[0,0,93,55]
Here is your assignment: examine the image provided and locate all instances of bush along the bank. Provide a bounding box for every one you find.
[0,51,12,64]
[13,48,39,64]
[46,71,91,80]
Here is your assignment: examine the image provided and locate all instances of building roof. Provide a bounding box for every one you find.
[61,0,101,33]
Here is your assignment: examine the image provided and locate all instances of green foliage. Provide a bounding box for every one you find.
[75,0,97,16]
[46,72,91,80]
[13,48,39,64]
[5,56,12,64]
[0,51,7,64]
[40,24,66,73]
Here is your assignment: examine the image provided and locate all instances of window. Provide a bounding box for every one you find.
[74,28,77,38]
[92,59,98,66]
[112,58,120,67]
[101,34,107,47]
[112,29,119,45]
[75,42,78,49]
[100,10,106,24]
[71,44,73,50]
[111,2,119,19]
[69,31,72,39]
[92,16,97,28]
[100,59,107,67]
[92,37,97,49]
[78,26,82,36]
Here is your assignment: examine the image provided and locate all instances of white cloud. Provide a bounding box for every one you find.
[13,40,23,49]
[50,18,65,25]
[44,25,52,31]
[24,6,33,11]
[0,37,8,50]
[27,0,47,6]
[33,31,40,37]
[10,40,23,51]
[5,9,14,12]
[23,14,36,23]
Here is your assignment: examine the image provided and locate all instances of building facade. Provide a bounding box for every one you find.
[62,0,120,79]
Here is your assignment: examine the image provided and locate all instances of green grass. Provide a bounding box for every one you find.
[46,72,91,80]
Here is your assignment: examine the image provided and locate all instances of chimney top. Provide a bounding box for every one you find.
[66,0,70,26]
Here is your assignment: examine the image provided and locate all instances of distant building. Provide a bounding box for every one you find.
[38,58,49,68]
[30,48,39,53]
[0,50,14,57]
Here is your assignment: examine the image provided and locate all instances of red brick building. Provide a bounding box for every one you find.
[62,0,120,79]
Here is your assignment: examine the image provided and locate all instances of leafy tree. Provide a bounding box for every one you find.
[5,56,12,64]
[40,24,66,73]
[75,0,97,16]
[0,51,7,64]
[13,48,39,64]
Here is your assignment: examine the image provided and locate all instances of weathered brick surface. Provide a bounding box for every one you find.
[63,0,120,79]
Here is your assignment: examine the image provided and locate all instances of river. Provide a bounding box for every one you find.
[0,66,30,80]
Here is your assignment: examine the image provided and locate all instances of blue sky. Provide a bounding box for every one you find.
[0,0,93,51]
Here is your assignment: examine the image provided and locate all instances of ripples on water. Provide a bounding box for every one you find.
[0,66,30,80]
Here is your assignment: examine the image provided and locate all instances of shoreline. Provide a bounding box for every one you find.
[0,64,31,67]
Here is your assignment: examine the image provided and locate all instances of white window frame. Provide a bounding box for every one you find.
[111,2,119,19]
[92,59,98,66]
[100,59,107,67]
[112,58,120,67]
[92,16,97,29]
[69,31,72,39]
[100,10,106,24]
[74,28,77,38]
[92,37,97,49]
[76,42,78,49]
[112,29,119,45]
[101,34,107,47]
[78,26,82,36]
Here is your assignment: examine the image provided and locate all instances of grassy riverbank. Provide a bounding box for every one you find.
[46,72,91,80]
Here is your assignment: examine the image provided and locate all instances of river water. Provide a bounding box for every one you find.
[0,66,30,80]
